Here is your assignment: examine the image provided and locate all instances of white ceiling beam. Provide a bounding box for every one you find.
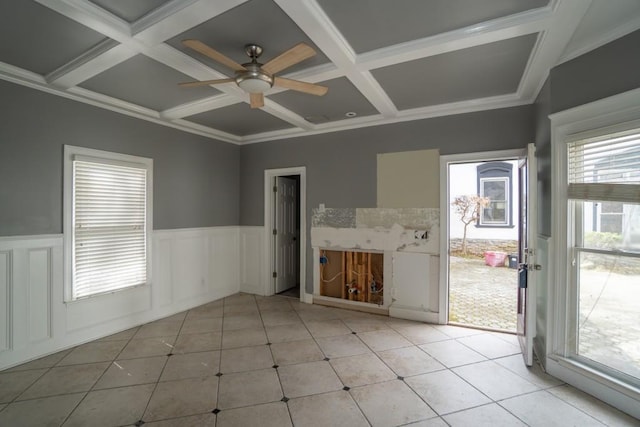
[161,94,241,120]
[47,43,137,88]
[0,62,48,86]
[280,62,343,85]
[357,7,552,71]
[274,0,398,117]
[517,0,593,102]
[133,0,248,45]
[35,0,132,41]
[37,0,247,88]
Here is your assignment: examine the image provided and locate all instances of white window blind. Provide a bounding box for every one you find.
[72,159,148,299]
[568,128,640,203]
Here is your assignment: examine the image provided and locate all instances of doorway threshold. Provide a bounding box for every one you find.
[448,321,516,335]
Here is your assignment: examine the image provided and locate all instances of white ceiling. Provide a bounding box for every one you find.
[1,0,639,145]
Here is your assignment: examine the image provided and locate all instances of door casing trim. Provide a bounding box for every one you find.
[438,149,525,324]
[264,167,307,301]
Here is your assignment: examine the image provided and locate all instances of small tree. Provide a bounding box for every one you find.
[451,195,490,255]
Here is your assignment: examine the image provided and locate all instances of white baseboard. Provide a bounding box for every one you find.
[389,305,439,323]
[303,293,313,304]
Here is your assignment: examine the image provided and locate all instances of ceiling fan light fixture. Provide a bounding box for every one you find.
[235,60,273,93]
[237,76,272,93]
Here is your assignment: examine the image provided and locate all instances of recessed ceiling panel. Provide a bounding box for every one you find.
[269,77,378,124]
[167,0,329,77]
[89,0,173,22]
[318,0,549,53]
[186,103,295,136]
[80,55,220,111]
[372,34,538,110]
[0,1,109,75]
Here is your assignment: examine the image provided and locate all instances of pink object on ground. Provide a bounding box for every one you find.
[484,251,507,267]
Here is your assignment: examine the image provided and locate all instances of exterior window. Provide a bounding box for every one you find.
[477,162,513,226]
[480,177,508,224]
[567,127,640,384]
[64,146,153,301]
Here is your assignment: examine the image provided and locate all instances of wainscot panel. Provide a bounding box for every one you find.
[0,227,240,370]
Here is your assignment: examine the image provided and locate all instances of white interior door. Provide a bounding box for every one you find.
[517,143,538,366]
[275,176,297,293]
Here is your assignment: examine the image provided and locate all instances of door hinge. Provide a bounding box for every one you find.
[273,229,277,235]
[272,271,277,278]
[273,185,277,193]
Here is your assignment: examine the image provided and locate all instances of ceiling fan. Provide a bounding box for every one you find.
[179,40,328,108]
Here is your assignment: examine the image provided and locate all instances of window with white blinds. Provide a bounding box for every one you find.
[65,146,152,301]
[567,128,640,203]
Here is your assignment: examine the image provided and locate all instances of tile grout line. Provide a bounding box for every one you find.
[57,323,146,425]
[296,305,376,426]
[131,308,190,425]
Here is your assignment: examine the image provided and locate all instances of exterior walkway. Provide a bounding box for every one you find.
[449,256,518,332]
[449,257,640,381]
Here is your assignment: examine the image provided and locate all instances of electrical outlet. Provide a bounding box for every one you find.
[414,230,428,240]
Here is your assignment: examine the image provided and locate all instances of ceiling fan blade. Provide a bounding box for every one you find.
[182,39,246,72]
[250,92,264,109]
[262,43,316,75]
[178,78,234,88]
[274,77,328,96]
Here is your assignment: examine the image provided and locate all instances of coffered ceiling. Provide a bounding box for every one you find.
[1,0,639,144]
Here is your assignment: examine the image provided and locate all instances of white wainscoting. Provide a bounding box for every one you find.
[0,227,240,370]
[0,250,10,353]
[389,252,440,323]
[239,226,265,295]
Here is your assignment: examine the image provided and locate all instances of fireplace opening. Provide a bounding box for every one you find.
[319,249,384,305]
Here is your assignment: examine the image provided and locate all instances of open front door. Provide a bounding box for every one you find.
[517,143,538,366]
[274,176,297,293]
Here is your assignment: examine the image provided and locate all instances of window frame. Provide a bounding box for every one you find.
[476,161,514,227]
[479,176,509,225]
[550,89,640,409]
[63,145,153,302]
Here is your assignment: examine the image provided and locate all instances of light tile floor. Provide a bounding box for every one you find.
[0,293,638,426]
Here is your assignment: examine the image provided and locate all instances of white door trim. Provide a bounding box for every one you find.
[264,167,307,301]
[438,148,525,324]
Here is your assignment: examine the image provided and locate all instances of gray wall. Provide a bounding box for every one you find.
[0,80,239,236]
[550,29,640,114]
[241,105,534,292]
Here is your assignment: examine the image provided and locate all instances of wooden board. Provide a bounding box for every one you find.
[319,249,384,305]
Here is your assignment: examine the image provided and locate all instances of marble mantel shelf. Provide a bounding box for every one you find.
[310,207,440,255]
[311,224,439,255]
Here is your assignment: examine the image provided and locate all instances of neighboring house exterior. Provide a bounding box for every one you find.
[449,160,519,241]
[578,145,640,250]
